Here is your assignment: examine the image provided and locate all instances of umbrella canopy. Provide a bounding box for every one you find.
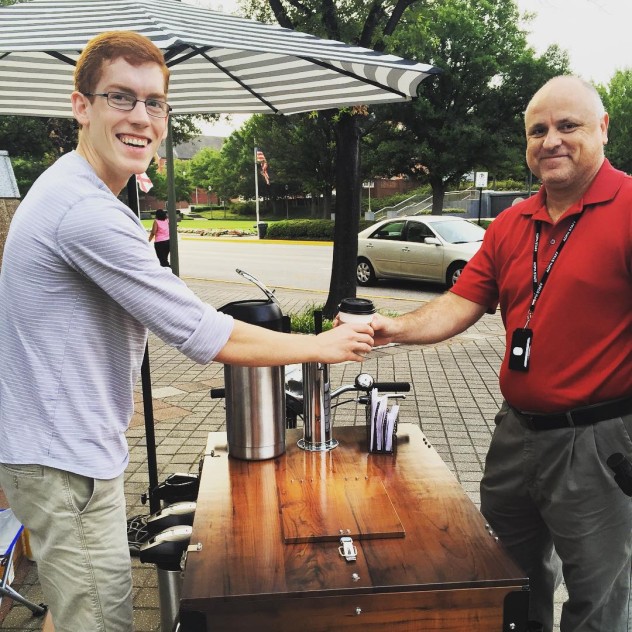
[0,0,439,119]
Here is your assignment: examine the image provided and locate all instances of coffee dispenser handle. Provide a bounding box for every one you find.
[235,268,281,307]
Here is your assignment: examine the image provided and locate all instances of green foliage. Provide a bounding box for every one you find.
[187,147,224,195]
[230,200,257,216]
[211,113,337,217]
[10,156,51,196]
[0,117,76,158]
[287,303,401,333]
[145,161,166,201]
[491,178,529,191]
[288,305,333,334]
[266,219,336,240]
[143,159,194,204]
[364,0,570,212]
[265,219,374,241]
[598,69,632,175]
[471,219,492,229]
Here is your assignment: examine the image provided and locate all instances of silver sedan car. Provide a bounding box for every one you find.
[357,215,486,288]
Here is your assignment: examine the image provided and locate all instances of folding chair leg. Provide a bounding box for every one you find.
[0,584,47,616]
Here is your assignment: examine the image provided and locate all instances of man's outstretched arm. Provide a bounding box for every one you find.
[371,292,488,347]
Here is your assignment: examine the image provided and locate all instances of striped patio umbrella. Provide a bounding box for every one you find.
[0,0,439,119]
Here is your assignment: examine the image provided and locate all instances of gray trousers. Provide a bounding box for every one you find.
[0,463,133,632]
[480,403,632,632]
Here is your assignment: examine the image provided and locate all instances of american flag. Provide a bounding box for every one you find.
[136,172,153,193]
[256,148,270,185]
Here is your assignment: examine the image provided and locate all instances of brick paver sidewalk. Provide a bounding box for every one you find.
[0,278,566,631]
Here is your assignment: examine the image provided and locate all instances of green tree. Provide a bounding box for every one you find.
[188,147,222,193]
[143,158,193,205]
[598,69,632,175]
[366,0,569,213]
[0,116,79,194]
[145,161,166,202]
[208,112,337,217]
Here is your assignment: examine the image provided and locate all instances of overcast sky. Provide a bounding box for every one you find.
[196,0,632,136]
[515,0,632,84]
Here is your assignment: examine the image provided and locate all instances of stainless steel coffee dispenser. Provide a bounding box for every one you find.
[215,270,288,460]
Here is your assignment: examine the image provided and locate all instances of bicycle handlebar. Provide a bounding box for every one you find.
[371,382,411,393]
[210,380,410,404]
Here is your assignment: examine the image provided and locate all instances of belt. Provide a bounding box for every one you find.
[512,396,632,431]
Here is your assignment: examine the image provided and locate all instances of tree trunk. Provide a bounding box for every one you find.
[430,178,447,215]
[323,113,361,318]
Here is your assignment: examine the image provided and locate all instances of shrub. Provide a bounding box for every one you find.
[229,200,257,216]
[266,218,376,241]
[469,219,492,229]
[266,219,333,240]
[288,305,332,333]
[491,179,529,191]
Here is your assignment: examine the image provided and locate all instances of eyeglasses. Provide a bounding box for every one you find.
[82,91,172,118]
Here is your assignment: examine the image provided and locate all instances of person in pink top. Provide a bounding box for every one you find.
[148,208,170,266]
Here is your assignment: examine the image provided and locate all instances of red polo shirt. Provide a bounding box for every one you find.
[452,160,632,412]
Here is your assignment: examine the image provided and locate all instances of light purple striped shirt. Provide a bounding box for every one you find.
[0,152,233,479]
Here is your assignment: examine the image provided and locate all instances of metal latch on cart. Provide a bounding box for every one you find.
[338,536,357,562]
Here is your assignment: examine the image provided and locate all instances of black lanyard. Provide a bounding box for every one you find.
[525,215,581,327]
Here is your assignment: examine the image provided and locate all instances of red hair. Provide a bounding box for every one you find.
[74,31,170,94]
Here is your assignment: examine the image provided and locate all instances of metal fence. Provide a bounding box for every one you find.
[373,189,478,220]
[372,188,533,221]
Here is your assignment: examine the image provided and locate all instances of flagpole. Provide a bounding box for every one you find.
[254,145,260,239]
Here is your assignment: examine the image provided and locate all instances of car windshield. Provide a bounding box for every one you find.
[431,220,486,244]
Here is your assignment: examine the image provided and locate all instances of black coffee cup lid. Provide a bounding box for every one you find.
[338,297,376,315]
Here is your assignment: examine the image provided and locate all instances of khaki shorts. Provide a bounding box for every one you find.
[0,463,133,632]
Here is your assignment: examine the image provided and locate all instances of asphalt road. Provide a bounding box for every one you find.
[177,236,444,305]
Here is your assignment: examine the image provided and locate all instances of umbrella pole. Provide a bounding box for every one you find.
[166,118,180,276]
[126,175,161,516]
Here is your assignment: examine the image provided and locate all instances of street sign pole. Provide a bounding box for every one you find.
[362,181,375,219]
[475,171,488,225]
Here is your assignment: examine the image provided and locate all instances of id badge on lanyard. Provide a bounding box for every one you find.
[508,217,579,372]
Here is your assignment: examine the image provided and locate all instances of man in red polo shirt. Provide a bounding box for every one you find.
[371,75,632,632]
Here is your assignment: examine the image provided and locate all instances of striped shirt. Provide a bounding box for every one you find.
[0,152,234,479]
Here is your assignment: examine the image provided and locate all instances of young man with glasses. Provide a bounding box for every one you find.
[0,31,373,631]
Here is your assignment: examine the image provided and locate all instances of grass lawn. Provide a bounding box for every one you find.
[140,218,272,230]
[141,208,283,231]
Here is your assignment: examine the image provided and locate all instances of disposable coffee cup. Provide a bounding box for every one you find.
[337,298,376,324]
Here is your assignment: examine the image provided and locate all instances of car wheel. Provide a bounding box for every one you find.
[446,261,466,287]
[356,258,376,286]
